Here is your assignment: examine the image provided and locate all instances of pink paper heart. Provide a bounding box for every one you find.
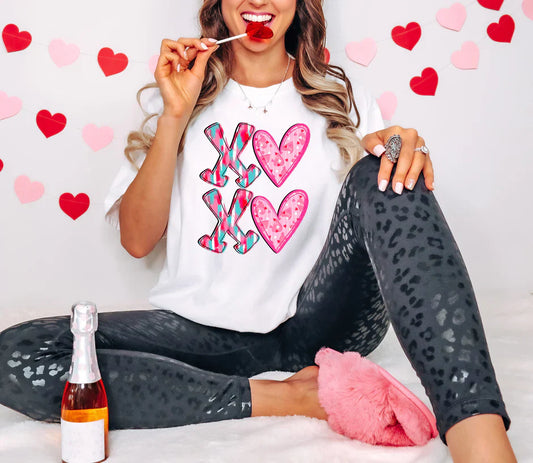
[253,123,310,187]
[14,175,44,204]
[436,3,467,31]
[48,39,80,67]
[523,0,533,19]
[345,38,377,66]
[0,91,22,120]
[451,41,480,70]
[149,54,159,75]
[82,124,114,151]
[377,92,398,121]
[251,190,308,253]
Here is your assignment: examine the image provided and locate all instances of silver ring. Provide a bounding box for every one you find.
[414,145,430,155]
[384,134,402,163]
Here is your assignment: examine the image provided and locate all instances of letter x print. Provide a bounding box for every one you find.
[200,122,262,188]
[198,188,259,254]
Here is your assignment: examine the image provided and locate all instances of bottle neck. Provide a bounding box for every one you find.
[68,332,101,384]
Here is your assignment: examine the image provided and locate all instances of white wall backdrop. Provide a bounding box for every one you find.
[1,0,532,315]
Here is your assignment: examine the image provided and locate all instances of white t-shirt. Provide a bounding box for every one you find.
[105,77,384,333]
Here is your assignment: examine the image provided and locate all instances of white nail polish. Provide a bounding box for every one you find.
[200,43,208,50]
[394,182,404,194]
[378,180,388,192]
[207,38,217,43]
[373,144,386,157]
[406,179,415,190]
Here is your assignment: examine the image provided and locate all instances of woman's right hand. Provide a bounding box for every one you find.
[154,37,219,118]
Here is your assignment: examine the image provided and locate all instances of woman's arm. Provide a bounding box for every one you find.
[118,37,218,258]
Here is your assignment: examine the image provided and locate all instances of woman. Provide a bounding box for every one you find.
[0,0,516,461]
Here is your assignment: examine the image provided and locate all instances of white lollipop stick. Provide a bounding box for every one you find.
[216,33,247,44]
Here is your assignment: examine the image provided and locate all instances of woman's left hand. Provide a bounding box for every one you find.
[362,126,435,194]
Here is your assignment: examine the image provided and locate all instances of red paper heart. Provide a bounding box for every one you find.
[59,193,90,220]
[324,47,330,64]
[391,22,421,51]
[410,68,438,96]
[0,158,3,172]
[2,24,32,53]
[477,0,504,10]
[487,15,515,43]
[36,110,67,138]
[97,47,129,76]
[246,22,273,39]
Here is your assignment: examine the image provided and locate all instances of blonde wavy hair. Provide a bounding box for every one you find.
[125,0,364,173]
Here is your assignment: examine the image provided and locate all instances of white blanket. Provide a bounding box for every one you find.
[1,292,531,462]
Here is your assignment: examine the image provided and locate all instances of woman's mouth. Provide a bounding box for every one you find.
[241,12,274,27]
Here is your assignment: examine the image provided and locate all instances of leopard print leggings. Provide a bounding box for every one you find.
[0,156,510,443]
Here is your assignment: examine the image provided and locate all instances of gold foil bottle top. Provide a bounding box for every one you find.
[71,302,98,335]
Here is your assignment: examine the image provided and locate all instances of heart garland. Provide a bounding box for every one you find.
[391,22,422,51]
[410,68,439,96]
[36,110,67,138]
[436,3,467,31]
[59,193,90,220]
[14,175,45,204]
[97,47,129,76]
[0,91,22,120]
[49,39,80,67]
[2,24,32,52]
[478,0,504,10]
[487,15,515,42]
[451,42,480,69]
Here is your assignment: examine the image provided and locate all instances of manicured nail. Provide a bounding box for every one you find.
[207,38,217,43]
[378,179,388,192]
[394,182,404,194]
[200,43,208,50]
[373,144,386,157]
[406,179,415,190]
[177,63,181,72]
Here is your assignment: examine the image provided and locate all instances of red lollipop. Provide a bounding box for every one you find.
[216,22,273,44]
[246,22,273,40]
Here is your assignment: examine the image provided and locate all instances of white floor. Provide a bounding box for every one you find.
[1,292,531,462]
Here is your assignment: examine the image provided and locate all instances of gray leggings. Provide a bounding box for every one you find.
[0,156,510,442]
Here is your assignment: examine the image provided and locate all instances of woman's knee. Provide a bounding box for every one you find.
[0,317,71,417]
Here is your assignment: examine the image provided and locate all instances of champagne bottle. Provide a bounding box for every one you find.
[61,302,109,463]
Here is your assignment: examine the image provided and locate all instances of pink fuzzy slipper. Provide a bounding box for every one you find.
[315,347,438,446]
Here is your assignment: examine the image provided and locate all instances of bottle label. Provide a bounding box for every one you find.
[61,418,105,463]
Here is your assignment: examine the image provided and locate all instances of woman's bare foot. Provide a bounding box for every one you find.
[249,366,327,420]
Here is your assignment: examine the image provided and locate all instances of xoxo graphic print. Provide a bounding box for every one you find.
[198,122,310,254]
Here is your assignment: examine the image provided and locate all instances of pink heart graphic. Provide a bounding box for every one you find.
[0,91,22,120]
[436,3,467,31]
[82,124,114,151]
[345,38,377,66]
[14,175,44,204]
[251,190,308,253]
[253,123,310,187]
[377,92,398,121]
[451,41,480,70]
[48,39,80,67]
[523,0,533,20]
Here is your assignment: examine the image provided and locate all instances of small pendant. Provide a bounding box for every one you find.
[263,108,268,114]
[248,104,253,110]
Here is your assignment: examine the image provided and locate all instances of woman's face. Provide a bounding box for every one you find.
[221,0,297,51]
